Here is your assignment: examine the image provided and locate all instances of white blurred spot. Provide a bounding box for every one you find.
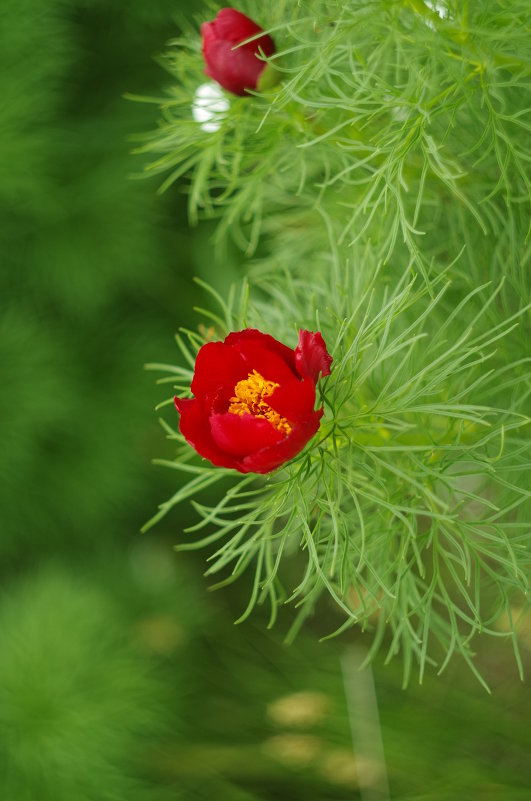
[192,82,230,133]
[426,0,448,17]
[424,1,449,28]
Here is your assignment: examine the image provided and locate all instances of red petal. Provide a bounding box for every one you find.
[209,8,265,44]
[201,11,274,95]
[210,411,283,457]
[241,412,323,474]
[240,344,297,385]
[294,330,333,382]
[174,396,239,470]
[225,329,296,373]
[268,377,316,422]
[201,41,265,95]
[190,341,247,400]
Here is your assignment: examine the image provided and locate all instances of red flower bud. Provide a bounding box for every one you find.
[201,8,275,96]
[175,329,332,474]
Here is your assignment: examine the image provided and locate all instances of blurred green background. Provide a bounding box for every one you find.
[1,2,529,799]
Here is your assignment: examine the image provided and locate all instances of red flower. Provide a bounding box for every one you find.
[175,329,332,474]
[201,8,275,96]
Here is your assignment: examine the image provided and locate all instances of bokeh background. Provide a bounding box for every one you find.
[1,2,530,799]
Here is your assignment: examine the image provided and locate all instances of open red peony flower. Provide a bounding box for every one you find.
[201,8,275,96]
[175,329,332,474]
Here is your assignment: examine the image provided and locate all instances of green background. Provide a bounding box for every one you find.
[1,2,529,799]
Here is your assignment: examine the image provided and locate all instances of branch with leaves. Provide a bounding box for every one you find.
[136,0,531,686]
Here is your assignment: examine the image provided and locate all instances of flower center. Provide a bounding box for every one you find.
[228,370,291,435]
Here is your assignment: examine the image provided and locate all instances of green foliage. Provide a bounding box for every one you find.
[0,568,167,801]
[138,0,530,304]
[141,0,531,684]
[1,0,530,797]
[149,260,530,686]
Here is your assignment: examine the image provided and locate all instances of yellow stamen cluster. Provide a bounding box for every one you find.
[228,370,292,435]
